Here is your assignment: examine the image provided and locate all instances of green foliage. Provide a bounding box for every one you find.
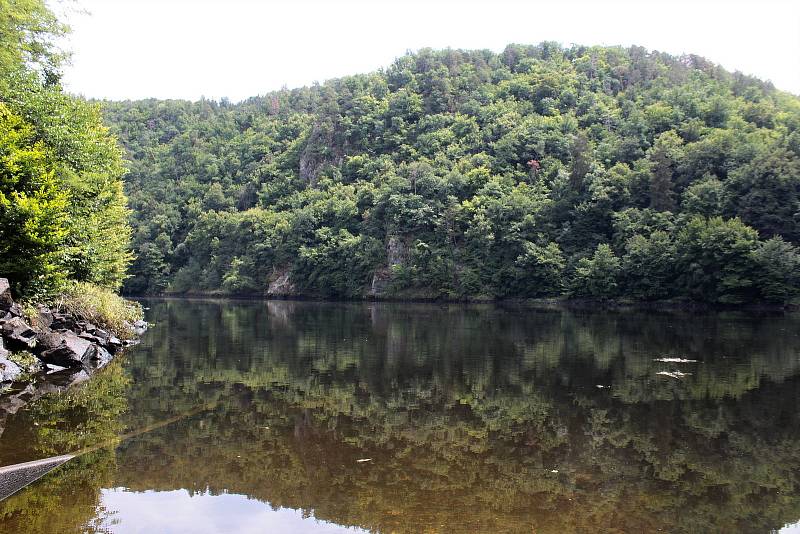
[0,102,68,296]
[682,175,724,217]
[570,243,621,298]
[296,228,382,297]
[514,241,565,296]
[0,0,67,78]
[752,236,800,303]
[100,44,800,303]
[621,230,677,300]
[0,2,133,298]
[677,216,760,304]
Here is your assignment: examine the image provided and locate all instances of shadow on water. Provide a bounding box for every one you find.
[1,300,800,533]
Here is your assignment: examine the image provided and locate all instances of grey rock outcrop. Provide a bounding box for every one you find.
[0,357,21,383]
[1,317,37,350]
[0,279,13,311]
[369,236,408,297]
[36,331,93,368]
[267,268,295,296]
[0,276,145,383]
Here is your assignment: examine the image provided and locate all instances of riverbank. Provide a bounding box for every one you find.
[0,278,146,388]
[131,290,799,313]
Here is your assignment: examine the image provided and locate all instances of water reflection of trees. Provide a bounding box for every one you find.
[3,300,800,533]
[0,363,129,533]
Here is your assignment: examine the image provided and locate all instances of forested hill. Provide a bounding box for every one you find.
[104,44,800,304]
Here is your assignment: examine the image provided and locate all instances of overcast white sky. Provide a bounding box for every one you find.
[56,0,800,102]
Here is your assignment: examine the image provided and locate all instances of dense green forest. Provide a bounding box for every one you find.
[105,44,800,303]
[0,0,131,298]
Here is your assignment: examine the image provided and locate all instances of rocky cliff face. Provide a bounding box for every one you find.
[267,267,296,296]
[369,236,408,298]
[0,278,145,387]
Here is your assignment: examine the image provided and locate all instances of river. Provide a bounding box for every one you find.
[1,299,800,533]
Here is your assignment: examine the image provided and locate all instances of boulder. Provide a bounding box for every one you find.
[0,279,13,311]
[0,303,22,321]
[36,331,93,368]
[35,305,54,330]
[85,346,112,369]
[50,312,78,331]
[85,326,110,343]
[78,332,106,345]
[1,317,37,350]
[0,356,22,383]
[133,320,148,335]
[103,334,122,354]
[76,321,97,333]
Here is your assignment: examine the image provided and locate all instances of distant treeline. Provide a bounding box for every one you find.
[104,43,800,303]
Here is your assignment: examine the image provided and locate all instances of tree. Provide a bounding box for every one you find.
[676,216,759,304]
[752,236,800,303]
[515,241,566,296]
[0,103,68,296]
[682,175,724,217]
[569,244,621,299]
[724,145,800,241]
[0,1,132,296]
[0,0,67,77]
[647,131,683,212]
[621,231,677,300]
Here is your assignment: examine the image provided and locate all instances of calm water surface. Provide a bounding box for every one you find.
[1,300,800,533]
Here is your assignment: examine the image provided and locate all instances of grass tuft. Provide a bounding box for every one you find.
[53,282,143,340]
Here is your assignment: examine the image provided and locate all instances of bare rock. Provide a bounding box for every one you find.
[0,303,22,321]
[1,317,37,350]
[0,279,12,311]
[370,268,391,297]
[368,237,408,297]
[37,331,93,368]
[85,346,112,369]
[267,268,295,296]
[35,305,54,329]
[386,235,407,268]
[106,335,122,354]
[84,325,111,344]
[78,332,106,345]
[50,312,78,331]
[0,357,22,383]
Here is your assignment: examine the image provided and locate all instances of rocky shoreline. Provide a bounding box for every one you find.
[0,278,146,386]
